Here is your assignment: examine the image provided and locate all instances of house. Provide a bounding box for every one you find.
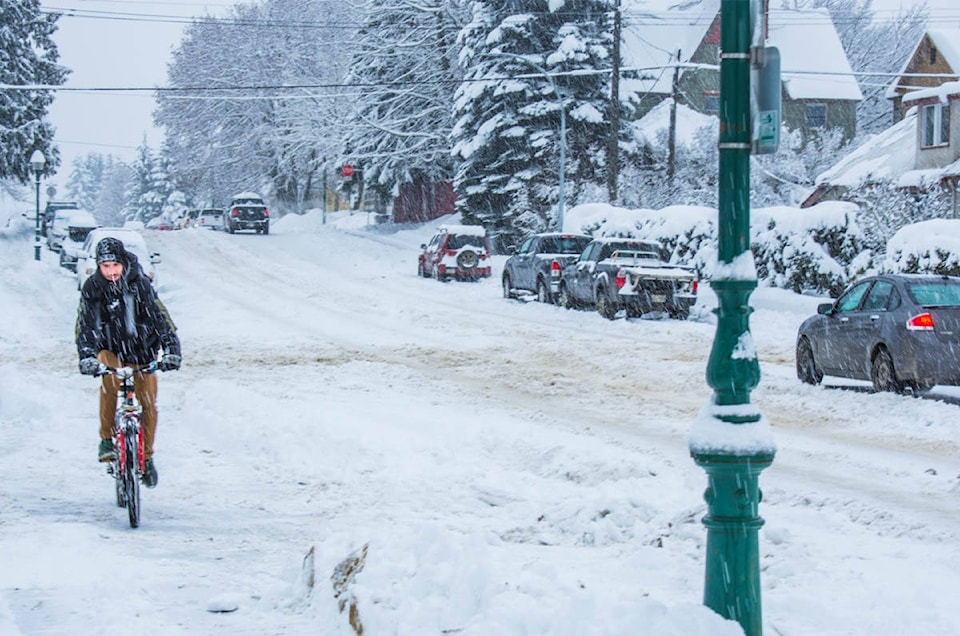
[885,29,960,123]
[802,81,960,215]
[621,2,862,139]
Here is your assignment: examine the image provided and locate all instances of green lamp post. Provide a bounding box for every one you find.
[30,150,46,262]
[689,0,776,634]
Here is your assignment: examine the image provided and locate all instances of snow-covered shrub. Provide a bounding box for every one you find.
[566,201,869,294]
[753,203,866,295]
[885,219,960,276]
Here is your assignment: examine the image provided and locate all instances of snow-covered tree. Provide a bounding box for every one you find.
[156,0,353,212]
[452,0,616,243]
[804,0,927,135]
[0,0,69,182]
[339,0,468,211]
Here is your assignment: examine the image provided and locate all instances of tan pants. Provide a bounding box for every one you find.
[97,350,159,459]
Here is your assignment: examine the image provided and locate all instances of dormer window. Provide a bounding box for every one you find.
[921,103,950,148]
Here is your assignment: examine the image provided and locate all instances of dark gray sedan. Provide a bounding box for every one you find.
[796,274,960,393]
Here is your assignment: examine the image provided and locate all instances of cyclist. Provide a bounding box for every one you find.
[76,237,181,488]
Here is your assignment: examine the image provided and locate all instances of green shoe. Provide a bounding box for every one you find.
[98,438,116,462]
[142,458,158,488]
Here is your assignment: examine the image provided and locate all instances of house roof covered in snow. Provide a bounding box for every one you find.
[814,108,917,188]
[620,2,860,101]
[767,8,862,101]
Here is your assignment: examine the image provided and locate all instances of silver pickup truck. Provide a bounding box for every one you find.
[558,237,698,319]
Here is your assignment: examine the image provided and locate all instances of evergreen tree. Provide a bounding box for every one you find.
[452,0,615,243]
[0,0,69,182]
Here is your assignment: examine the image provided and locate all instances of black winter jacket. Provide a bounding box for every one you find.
[76,250,180,366]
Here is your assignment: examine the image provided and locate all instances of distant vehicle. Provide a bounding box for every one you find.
[76,227,161,290]
[796,274,960,394]
[196,208,224,230]
[418,224,492,281]
[56,210,100,271]
[40,201,79,237]
[502,233,592,304]
[47,207,95,252]
[146,216,174,231]
[224,193,269,234]
[558,237,698,320]
[175,209,200,230]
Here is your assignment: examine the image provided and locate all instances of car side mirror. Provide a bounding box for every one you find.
[817,302,834,316]
[150,253,162,265]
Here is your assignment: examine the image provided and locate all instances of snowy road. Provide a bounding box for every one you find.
[3,214,960,635]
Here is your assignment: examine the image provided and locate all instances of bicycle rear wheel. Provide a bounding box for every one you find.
[123,435,140,528]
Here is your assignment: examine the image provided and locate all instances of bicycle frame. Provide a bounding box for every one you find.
[100,361,156,528]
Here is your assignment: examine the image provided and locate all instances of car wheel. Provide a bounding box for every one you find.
[871,348,903,393]
[502,274,513,299]
[796,337,823,385]
[433,266,446,283]
[418,261,427,278]
[559,283,576,310]
[625,304,642,319]
[536,278,552,304]
[597,288,617,320]
[262,223,269,235]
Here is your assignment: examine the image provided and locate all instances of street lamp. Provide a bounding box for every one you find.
[482,53,566,231]
[30,150,46,261]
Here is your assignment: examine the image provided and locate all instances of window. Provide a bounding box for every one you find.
[922,103,950,147]
[862,281,893,311]
[930,48,938,65]
[837,282,871,312]
[703,92,720,113]
[805,103,827,129]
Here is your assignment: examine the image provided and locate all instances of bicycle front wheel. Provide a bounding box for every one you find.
[123,436,140,528]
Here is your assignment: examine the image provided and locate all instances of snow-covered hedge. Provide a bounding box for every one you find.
[885,219,960,276]
[566,202,960,294]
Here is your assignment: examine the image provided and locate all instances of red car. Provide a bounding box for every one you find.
[418,225,492,281]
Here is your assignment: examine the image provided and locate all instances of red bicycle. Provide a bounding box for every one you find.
[98,362,156,528]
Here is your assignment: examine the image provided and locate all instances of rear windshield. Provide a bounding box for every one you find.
[907,281,960,307]
[540,236,591,254]
[68,227,94,242]
[445,234,486,250]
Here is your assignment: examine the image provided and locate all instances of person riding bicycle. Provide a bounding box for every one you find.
[76,237,181,488]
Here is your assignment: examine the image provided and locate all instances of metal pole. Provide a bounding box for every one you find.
[690,1,775,634]
[33,170,41,261]
[482,53,566,231]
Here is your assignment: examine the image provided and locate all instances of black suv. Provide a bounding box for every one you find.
[224,193,270,234]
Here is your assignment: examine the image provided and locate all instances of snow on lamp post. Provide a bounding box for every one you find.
[482,53,566,232]
[688,0,776,634]
[30,150,46,262]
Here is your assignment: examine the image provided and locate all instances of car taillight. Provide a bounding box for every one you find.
[550,260,561,277]
[692,279,699,294]
[264,209,270,217]
[616,268,627,289]
[907,312,935,331]
[231,209,239,217]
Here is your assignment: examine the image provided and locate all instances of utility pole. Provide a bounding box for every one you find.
[667,49,680,182]
[606,0,621,202]
[689,0,775,634]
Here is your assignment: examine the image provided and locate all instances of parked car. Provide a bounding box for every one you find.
[146,216,175,231]
[76,227,161,290]
[56,210,100,271]
[224,193,269,234]
[796,274,960,394]
[418,224,492,281]
[46,207,95,252]
[196,208,224,230]
[558,237,698,320]
[502,233,592,303]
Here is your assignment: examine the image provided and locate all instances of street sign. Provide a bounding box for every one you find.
[342,164,354,177]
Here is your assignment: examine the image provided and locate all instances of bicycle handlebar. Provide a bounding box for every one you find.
[97,361,159,378]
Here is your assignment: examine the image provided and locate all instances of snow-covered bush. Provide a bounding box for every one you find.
[885,219,960,276]
[565,201,869,294]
